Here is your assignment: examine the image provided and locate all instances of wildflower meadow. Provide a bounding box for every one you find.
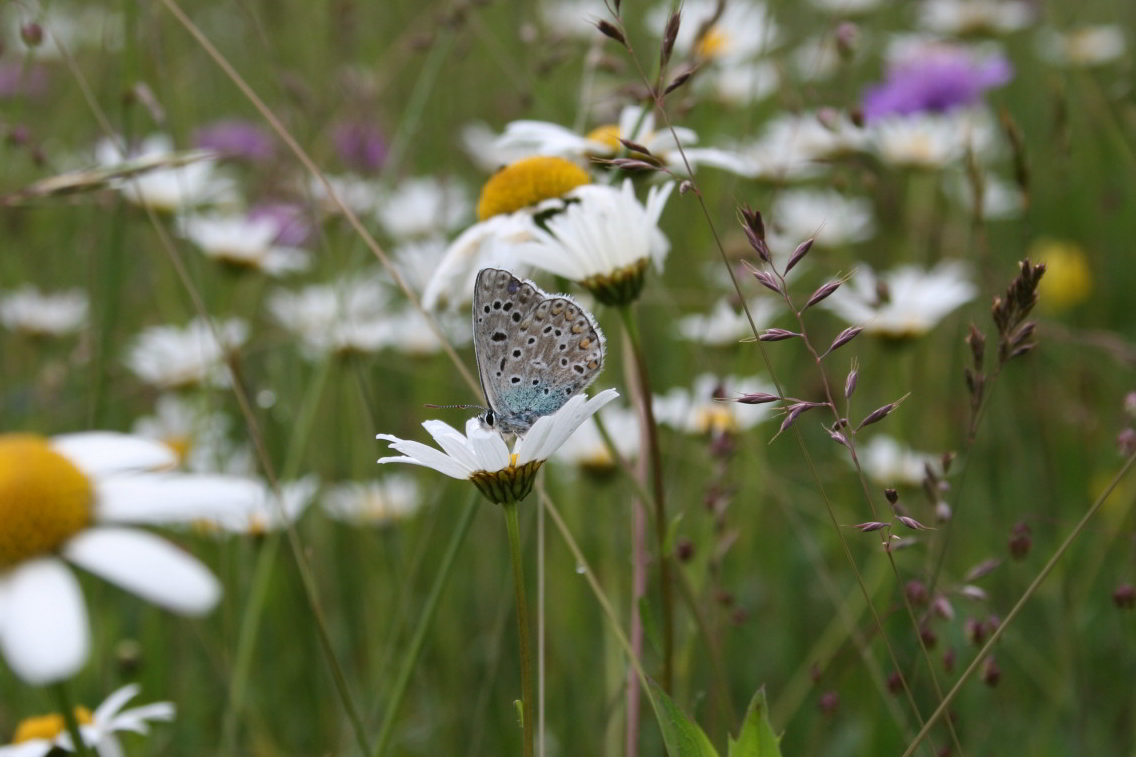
[2,0,1135,755]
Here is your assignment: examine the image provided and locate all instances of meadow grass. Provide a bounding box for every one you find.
[2,0,1136,755]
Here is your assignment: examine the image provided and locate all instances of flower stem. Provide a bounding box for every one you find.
[618,304,674,694]
[51,682,93,757]
[373,493,479,757]
[503,499,535,757]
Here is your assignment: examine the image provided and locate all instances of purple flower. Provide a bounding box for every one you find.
[332,121,387,172]
[862,46,1012,122]
[248,202,312,247]
[192,119,276,162]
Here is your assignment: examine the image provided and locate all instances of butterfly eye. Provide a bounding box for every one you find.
[483,410,496,427]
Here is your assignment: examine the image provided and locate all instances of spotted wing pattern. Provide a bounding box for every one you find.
[472,268,606,435]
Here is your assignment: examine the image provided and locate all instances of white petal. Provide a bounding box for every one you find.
[64,527,220,615]
[377,435,473,479]
[518,389,620,464]
[93,735,125,757]
[93,684,141,722]
[0,559,89,684]
[95,473,267,524]
[0,741,54,757]
[51,433,176,476]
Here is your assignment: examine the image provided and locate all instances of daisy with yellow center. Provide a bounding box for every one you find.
[421,157,590,310]
[654,374,778,435]
[0,431,267,684]
[377,389,619,505]
[2,683,173,756]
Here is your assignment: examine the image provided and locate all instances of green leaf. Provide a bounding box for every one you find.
[647,679,720,757]
[639,595,662,656]
[728,688,783,757]
[663,512,685,557]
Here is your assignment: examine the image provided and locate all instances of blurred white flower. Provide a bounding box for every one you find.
[647,0,780,64]
[178,212,310,276]
[537,0,611,40]
[0,431,264,683]
[95,134,237,211]
[868,108,999,169]
[855,435,938,486]
[712,60,781,104]
[823,261,977,338]
[551,404,641,470]
[194,477,319,536]
[0,286,88,337]
[322,477,422,526]
[267,275,392,359]
[124,317,248,389]
[374,176,472,241]
[917,0,1035,37]
[132,394,254,475]
[378,307,472,357]
[807,0,883,14]
[676,297,782,346]
[306,173,384,216]
[1036,25,1127,68]
[654,374,777,434]
[3,1,122,60]
[0,683,172,757]
[771,189,876,248]
[944,171,1024,220]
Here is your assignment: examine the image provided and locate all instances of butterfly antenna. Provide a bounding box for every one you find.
[424,403,487,412]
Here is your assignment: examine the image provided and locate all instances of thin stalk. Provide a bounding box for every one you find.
[618,304,673,693]
[52,682,93,757]
[373,494,479,757]
[503,500,535,757]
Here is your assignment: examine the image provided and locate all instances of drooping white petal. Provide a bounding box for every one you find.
[0,558,90,684]
[52,432,176,476]
[95,473,267,524]
[105,702,175,733]
[377,435,473,479]
[64,527,220,615]
[93,684,141,722]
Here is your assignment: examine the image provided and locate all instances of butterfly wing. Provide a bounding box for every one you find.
[472,268,606,434]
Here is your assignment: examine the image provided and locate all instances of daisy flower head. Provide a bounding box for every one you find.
[177,211,310,277]
[1,683,172,757]
[377,389,619,505]
[422,156,591,310]
[855,435,939,486]
[0,286,88,337]
[654,374,778,435]
[675,296,783,347]
[514,179,675,306]
[917,0,1035,38]
[3,1,122,60]
[0,431,266,683]
[770,188,876,249]
[1036,25,1127,68]
[132,394,254,475]
[648,0,780,65]
[374,176,472,242]
[124,316,248,390]
[868,107,999,170]
[192,477,319,536]
[94,134,237,212]
[551,403,641,472]
[822,261,977,339]
[322,476,423,527]
[267,274,392,360]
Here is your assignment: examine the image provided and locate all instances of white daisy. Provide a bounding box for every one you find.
[944,171,1024,220]
[392,237,449,296]
[124,317,248,390]
[131,394,254,475]
[94,134,237,212]
[917,0,1035,37]
[1036,24,1127,68]
[267,273,392,359]
[378,307,472,357]
[177,212,310,276]
[3,1,122,60]
[770,189,876,248]
[0,286,88,337]
[322,477,422,526]
[193,477,319,536]
[377,389,619,504]
[0,683,172,757]
[654,374,778,434]
[514,179,674,305]
[712,60,780,105]
[0,431,265,683]
[822,261,977,338]
[374,176,472,242]
[868,108,999,169]
[854,435,938,486]
[676,296,782,346]
[538,0,610,39]
[306,173,384,217]
[647,0,781,64]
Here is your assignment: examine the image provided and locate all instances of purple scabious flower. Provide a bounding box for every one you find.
[862,46,1012,123]
[192,119,276,162]
[332,121,387,173]
[248,202,313,247]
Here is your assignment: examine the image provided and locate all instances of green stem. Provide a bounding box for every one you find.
[503,500,535,757]
[51,682,93,757]
[618,304,673,693]
[373,494,478,757]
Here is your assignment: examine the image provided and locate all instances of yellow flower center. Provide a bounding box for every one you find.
[585,124,623,154]
[695,27,729,60]
[694,406,738,435]
[475,156,590,221]
[12,707,93,743]
[0,435,94,570]
[1032,239,1092,312]
[162,434,193,465]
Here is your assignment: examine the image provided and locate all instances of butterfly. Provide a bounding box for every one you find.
[472,268,606,436]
